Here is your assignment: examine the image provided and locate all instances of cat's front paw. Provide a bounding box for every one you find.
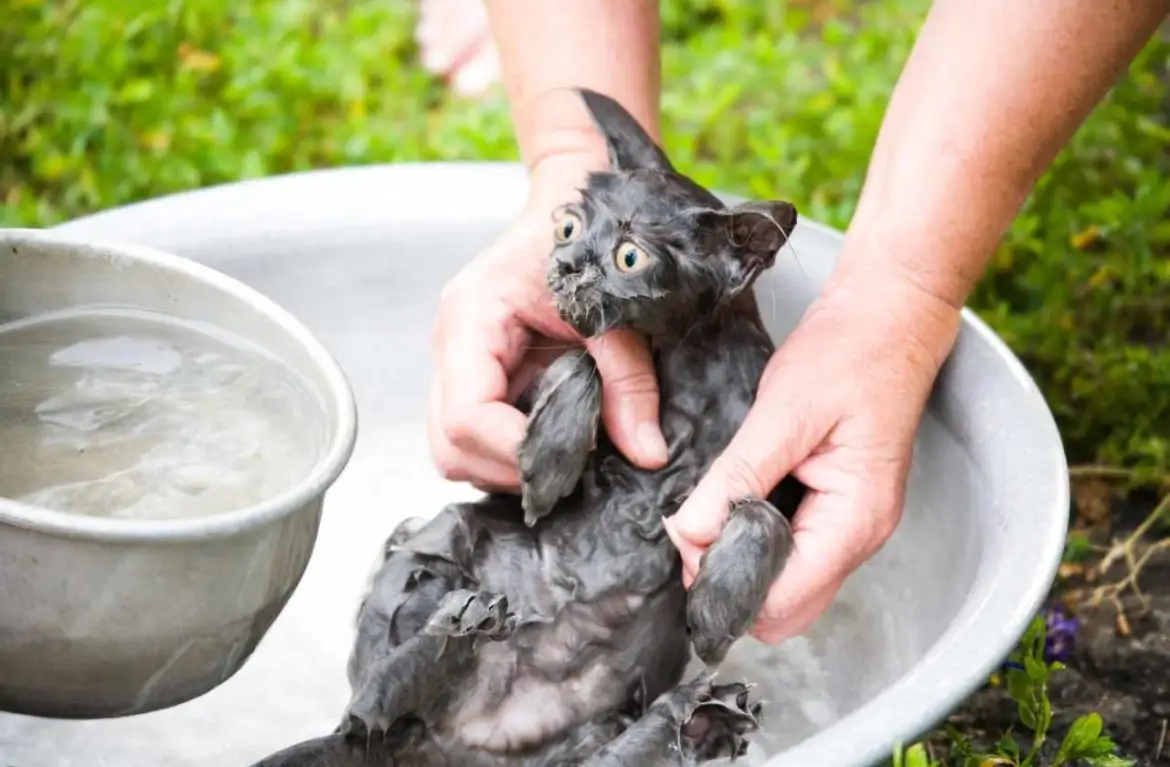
[686,497,794,666]
[517,351,602,526]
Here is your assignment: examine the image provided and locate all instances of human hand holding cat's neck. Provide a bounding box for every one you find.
[427,144,668,492]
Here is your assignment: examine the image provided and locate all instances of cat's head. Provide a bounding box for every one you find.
[546,88,798,339]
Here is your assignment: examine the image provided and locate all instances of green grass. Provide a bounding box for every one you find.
[2,0,1168,477]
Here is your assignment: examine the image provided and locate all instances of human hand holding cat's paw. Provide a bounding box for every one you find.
[427,155,669,492]
[663,264,963,644]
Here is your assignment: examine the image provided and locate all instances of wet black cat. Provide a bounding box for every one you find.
[250,88,807,767]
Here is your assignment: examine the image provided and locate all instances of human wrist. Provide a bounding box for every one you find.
[511,89,609,180]
[525,147,608,211]
[820,229,967,372]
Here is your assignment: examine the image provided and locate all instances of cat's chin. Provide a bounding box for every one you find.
[551,296,606,340]
[560,308,601,339]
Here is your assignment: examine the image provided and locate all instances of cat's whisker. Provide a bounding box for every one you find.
[526,343,579,352]
[781,231,808,281]
[677,315,704,349]
[762,274,779,333]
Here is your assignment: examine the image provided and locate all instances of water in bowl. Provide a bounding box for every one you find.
[0,305,327,521]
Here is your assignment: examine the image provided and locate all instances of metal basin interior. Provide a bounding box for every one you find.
[0,163,1068,767]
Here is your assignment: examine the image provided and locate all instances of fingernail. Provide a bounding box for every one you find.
[637,422,669,465]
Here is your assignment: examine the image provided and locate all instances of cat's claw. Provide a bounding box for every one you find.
[343,589,516,738]
[580,672,762,766]
[422,588,516,641]
[681,679,762,763]
[517,350,603,526]
[686,496,794,666]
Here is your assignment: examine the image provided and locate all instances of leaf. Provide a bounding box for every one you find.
[1083,736,1122,758]
[1017,702,1038,731]
[902,743,934,767]
[994,736,1022,759]
[1085,755,1137,767]
[117,78,155,104]
[1055,712,1104,764]
[1071,224,1102,250]
[1023,655,1048,683]
[1037,692,1053,736]
[945,725,974,759]
[1006,668,1032,704]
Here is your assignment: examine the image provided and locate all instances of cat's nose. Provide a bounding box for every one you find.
[553,254,578,277]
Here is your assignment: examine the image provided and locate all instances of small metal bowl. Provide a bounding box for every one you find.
[0,228,358,719]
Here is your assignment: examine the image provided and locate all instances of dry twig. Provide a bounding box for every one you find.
[1087,492,1170,619]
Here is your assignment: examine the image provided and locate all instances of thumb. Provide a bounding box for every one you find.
[585,329,668,469]
[666,388,826,552]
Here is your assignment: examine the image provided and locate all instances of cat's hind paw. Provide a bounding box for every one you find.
[343,589,515,739]
[580,672,761,766]
[678,678,762,763]
[421,588,516,641]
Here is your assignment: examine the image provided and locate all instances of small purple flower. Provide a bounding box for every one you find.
[1043,605,1080,663]
[1000,607,1081,676]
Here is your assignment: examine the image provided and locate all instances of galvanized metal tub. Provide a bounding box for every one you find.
[0,163,1068,766]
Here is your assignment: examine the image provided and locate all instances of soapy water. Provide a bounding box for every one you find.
[0,306,328,520]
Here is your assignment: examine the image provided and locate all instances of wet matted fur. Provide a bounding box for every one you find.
[250,88,807,767]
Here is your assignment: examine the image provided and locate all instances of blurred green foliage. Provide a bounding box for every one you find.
[2,0,1167,475]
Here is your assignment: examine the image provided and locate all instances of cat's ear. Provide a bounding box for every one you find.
[696,200,798,292]
[576,88,674,173]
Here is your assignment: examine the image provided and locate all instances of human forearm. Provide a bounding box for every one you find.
[483,0,661,190]
[838,0,1168,315]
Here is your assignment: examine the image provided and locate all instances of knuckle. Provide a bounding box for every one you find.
[756,591,795,635]
[870,496,904,546]
[715,452,769,500]
[429,442,466,482]
[605,368,659,398]
[444,414,476,451]
[844,500,901,570]
[437,278,464,308]
[864,467,907,544]
[444,407,488,453]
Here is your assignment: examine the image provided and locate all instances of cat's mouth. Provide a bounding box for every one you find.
[551,289,602,338]
[547,270,608,338]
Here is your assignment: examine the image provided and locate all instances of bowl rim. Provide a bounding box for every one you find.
[34,162,1070,766]
[0,227,359,543]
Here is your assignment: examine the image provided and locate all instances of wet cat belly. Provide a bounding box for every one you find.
[442,509,687,752]
[448,550,690,754]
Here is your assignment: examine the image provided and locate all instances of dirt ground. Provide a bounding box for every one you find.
[925,478,1170,765]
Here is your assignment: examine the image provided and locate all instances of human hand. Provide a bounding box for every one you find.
[662,260,963,644]
[428,154,670,491]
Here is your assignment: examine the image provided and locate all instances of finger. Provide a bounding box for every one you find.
[505,337,574,404]
[437,300,530,468]
[585,329,667,469]
[662,517,704,585]
[749,580,837,645]
[428,381,520,489]
[666,381,827,546]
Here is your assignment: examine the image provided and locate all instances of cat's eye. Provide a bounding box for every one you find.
[553,209,583,243]
[614,241,651,274]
